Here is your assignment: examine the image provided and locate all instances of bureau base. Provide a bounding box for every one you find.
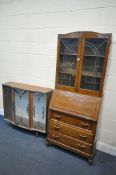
[47,90,101,165]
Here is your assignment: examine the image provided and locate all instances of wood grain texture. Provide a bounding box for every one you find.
[3,82,53,93]
[49,120,94,143]
[48,130,92,154]
[49,90,101,121]
[47,89,101,161]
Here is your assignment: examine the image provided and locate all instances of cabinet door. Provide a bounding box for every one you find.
[78,36,111,96]
[56,36,81,92]
[14,89,29,128]
[3,86,14,122]
[32,92,46,132]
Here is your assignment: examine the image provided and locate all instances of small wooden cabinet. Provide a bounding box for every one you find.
[3,82,52,133]
[47,31,111,163]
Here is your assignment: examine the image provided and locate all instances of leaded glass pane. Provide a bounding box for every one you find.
[58,38,79,87]
[32,92,46,132]
[80,38,108,91]
[15,89,29,127]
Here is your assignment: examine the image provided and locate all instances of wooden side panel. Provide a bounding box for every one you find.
[29,91,33,128]
[2,85,14,122]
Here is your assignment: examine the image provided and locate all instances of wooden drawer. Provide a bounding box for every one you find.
[49,111,93,131]
[49,120,94,143]
[48,130,92,154]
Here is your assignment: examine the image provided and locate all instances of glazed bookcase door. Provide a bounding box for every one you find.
[79,36,110,96]
[3,86,14,122]
[56,37,81,92]
[32,92,46,132]
[14,88,29,128]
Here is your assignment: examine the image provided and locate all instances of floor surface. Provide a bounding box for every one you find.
[0,116,116,175]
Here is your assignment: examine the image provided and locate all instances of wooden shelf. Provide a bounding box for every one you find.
[84,55,104,58]
[84,81,100,85]
[82,71,101,78]
[59,71,76,75]
[60,52,77,56]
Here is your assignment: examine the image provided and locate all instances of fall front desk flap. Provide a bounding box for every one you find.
[49,90,101,121]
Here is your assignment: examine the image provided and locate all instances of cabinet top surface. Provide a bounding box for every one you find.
[49,90,101,121]
[58,31,112,38]
[3,82,53,93]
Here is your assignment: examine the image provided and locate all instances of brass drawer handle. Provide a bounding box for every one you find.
[53,126,60,130]
[79,135,87,140]
[52,134,60,139]
[55,114,62,119]
[81,122,89,127]
[78,144,86,149]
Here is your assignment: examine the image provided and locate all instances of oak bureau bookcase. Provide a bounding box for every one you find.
[47,31,112,164]
[3,82,52,135]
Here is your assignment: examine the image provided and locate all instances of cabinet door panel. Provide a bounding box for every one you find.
[80,38,108,92]
[32,92,46,132]
[15,89,29,127]
[3,86,14,122]
[56,38,80,90]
